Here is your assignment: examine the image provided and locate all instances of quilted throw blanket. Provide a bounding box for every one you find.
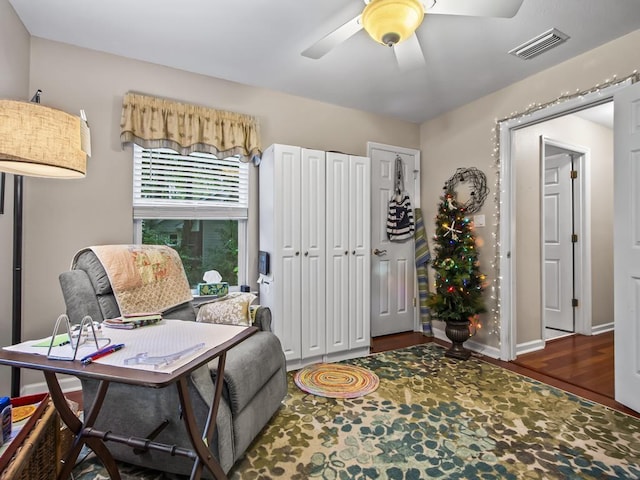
[74,245,193,315]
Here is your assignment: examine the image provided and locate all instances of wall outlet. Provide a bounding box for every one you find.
[474,214,485,227]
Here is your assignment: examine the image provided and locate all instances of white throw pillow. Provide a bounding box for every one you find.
[196,292,257,326]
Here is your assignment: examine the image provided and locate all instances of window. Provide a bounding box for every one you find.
[132,145,249,288]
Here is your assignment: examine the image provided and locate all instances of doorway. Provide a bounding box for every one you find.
[502,101,615,396]
[508,104,613,357]
[498,82,624,362]
[499,78,640,413]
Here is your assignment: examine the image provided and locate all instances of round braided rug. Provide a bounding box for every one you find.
[294,363,380,399]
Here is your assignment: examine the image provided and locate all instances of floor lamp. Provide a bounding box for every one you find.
[0,96,87,397]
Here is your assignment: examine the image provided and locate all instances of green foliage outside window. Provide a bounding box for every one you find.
[142,219,239,287]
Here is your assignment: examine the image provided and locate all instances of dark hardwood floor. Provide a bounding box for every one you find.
[370,331,639,418]
[512,331,614,398]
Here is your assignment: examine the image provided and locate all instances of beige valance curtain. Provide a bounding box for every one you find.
[120,92,261,162]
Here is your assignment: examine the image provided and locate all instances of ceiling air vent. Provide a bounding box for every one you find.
[509,28,569,60]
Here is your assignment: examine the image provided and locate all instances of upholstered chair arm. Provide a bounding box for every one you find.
[251,306,272,332]
[194,297,272,332]
[59,270,105,324]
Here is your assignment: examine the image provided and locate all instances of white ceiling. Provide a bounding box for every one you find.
[8,0,640,124]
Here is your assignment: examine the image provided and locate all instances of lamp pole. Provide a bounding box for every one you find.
[10,92,37,398]
[11,174,23,397]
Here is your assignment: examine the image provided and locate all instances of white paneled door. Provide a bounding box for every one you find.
[543,152,574,332]
[325,152,371,354]
[260,144,302,363]
[300,149,326,360]
[326,152,351,353]
[614,81,640,413]
[349,155,371,350]
[368,143,421,337]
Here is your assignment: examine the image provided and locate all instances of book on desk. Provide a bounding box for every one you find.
[103,312,162,330]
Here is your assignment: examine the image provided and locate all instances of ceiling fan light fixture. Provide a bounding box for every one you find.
[362,0,425,47]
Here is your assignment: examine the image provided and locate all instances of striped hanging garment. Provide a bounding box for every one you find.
[386,155,415,241]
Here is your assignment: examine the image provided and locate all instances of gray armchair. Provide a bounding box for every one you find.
[59,248,287,476]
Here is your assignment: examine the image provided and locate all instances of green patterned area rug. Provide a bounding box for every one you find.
[73,344,640,480]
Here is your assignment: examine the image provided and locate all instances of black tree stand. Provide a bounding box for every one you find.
[444,320,472,360]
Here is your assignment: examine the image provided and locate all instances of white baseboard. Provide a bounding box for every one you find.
[465,338,501,359]
[285,347,371,371]
[326,347,371,364]
[516,339,545,356]
[592,322,614,335]
[21,375,81,397]
[505,325,612,358]
[432,325,448,343]
[432,325,501,359]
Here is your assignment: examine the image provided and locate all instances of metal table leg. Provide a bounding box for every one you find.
[177,351,228,480]
[44,371,121,480]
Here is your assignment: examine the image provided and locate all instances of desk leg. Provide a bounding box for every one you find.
[44,372,121,480]
[177,351,228,480]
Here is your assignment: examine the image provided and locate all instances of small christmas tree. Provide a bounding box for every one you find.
[427,190,486,358]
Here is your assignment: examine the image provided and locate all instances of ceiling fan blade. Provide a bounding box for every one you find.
[393,34,425,72]
[301,15,363,59]
[426,0,524,18]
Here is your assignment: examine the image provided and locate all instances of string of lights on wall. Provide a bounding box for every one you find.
[486,70,640,345]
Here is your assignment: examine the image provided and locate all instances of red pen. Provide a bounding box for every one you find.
[81,344,125,365]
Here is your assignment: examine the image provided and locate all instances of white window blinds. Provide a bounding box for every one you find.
[133,145,249,219]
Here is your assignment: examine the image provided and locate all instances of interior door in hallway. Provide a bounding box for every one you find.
[368,142,421,337]
[614,80,640,413]
[543,150,575,333]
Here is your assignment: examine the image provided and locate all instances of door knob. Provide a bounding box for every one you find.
[373,248,387,256]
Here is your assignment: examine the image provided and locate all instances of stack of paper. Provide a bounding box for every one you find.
[103,312,163,330]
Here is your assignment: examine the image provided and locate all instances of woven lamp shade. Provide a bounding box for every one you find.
[0,100,86,178]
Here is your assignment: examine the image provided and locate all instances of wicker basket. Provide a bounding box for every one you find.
[56,417,75,475]
[0,399,58,480]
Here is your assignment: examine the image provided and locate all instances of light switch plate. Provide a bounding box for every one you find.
[474,214,485,227]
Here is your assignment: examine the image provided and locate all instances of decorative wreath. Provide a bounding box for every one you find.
[443,167,489,214]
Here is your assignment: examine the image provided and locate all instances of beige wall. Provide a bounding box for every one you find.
[15,38,419,389]
[420,29,640,350]
[0,0,30,99]
[514,115,613,344]
[0,0,31,393]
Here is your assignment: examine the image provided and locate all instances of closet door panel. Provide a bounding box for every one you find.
[327,254,349,352]
[279,147,301,256]
[325,152,350,353]
[280,254,302,360]
[349,156,371,252]
[273,145,302,362]
[301,149,326,358]
[349,156,371,349]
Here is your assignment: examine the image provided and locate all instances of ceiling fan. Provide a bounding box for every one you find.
[301,0,525,70]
